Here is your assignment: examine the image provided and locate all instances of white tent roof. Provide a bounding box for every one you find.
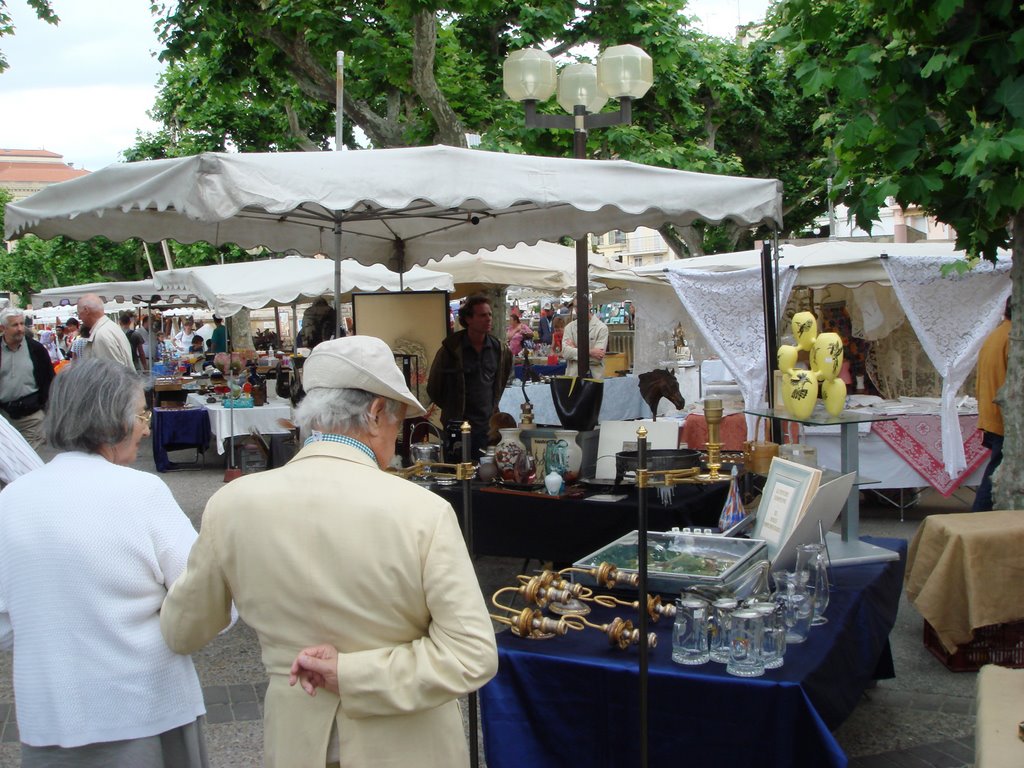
[5,146,783,268]
[152,256,453,317]
[32,279,202,307]
[645,240,989,287]
[427,241,626,293]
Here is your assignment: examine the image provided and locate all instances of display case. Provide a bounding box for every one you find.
[573,530,769,598]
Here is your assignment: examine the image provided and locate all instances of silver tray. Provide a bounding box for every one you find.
[573,530,769,598]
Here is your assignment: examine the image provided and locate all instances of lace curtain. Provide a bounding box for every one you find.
[666,265,798,432]
[631,283,713,374]
[882,255,1011,476]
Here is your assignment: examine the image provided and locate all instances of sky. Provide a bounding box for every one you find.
[0,0,771,173]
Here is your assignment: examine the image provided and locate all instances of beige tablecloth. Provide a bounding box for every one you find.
[905,511,1024,653]
[976,665,1024,768]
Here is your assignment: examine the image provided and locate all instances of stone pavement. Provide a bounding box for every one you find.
[0,438,987,767]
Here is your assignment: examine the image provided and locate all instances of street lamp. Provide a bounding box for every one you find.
[503,45,653,376]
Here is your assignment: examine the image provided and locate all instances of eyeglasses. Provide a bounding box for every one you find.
[135,410,152,427]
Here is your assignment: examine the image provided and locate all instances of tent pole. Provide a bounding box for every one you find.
[224,318,241,482]
[574,105,591,378]
[334,223,343,340]
[761,240,782,444]
[290,301,298,352]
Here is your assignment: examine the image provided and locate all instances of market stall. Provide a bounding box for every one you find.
[481,538,906,768]
[620,242,1010,479]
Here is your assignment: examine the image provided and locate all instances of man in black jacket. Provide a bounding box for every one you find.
[0,307,55,449]
[427,295,513,460]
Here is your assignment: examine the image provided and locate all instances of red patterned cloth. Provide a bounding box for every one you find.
[872,414,988,496]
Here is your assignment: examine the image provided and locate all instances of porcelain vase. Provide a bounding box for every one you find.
[791,311,818,351]
[810,332,844,381]
[494,428,526,483]
[553,429,583,482]
[781,370,818,419]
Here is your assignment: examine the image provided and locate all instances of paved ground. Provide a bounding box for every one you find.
[0,438,986,767]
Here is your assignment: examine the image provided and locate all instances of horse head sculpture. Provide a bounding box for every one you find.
[638,369,685,421]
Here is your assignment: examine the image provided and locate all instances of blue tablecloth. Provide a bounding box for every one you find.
[480,536,907,768]
[152,407,211,472]
[513,362,566,381]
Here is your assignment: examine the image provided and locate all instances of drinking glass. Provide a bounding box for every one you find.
[773,570,813,644]
[795,542,830,626]
[672,597,710,665]
[709,598,738,663]
[726,608,764,677]
[749,600,786,670]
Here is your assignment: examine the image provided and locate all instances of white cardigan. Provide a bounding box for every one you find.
[0,452,205,747]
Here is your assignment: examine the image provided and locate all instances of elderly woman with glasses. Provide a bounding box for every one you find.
[0,358,208,767]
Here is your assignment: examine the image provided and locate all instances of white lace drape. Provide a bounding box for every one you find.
[630,283,713,374]
[882,254,1012,476]
[666,265,798,432]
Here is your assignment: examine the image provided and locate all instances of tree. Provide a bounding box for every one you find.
[772,0,1024,508]
[0,0,57,72]
[148,1,828,255]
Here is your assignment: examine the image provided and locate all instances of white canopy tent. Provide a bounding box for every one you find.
[427,241,627,295]
[33,279,202,308]
[5,145,783,356]
[152,255,454,318]
[625,241,1012,476]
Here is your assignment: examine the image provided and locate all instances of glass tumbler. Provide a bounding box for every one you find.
[773,570,813,644]
[795,542,830,626]
[749,600,786,670]
[672,597,710,665]
[726,608,765,677]
[709,598,738,663]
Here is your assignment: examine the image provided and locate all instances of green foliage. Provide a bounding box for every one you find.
[774,0,1024,259]
[0,236,146,303]
[0,0,58,72]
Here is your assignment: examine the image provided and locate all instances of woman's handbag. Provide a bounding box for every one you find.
[743,417,779,474]
[550,376,604,432]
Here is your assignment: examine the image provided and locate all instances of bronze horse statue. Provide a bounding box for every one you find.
[638,369,685,421]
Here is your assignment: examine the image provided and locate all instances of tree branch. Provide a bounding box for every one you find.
[258,26,406,147]
[284,102,321,152]
[410,10,467,147]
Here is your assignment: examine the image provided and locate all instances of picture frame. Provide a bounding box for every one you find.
[350,290,449,404]
[752,457,823,561]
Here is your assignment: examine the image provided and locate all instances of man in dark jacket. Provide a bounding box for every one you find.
[427,295,513,460]
[0,307,55,449]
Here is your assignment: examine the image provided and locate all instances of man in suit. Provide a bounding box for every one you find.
[161,336,497,768]
[0,307,55,450]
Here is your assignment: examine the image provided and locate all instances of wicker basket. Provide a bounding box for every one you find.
[923,620,1024,672]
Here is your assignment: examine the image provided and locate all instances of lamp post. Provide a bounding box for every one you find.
[503,45,653,376]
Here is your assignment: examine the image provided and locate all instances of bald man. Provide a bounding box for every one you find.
[75,294,133,369]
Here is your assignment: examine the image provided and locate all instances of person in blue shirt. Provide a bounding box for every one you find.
[210,315,228,353]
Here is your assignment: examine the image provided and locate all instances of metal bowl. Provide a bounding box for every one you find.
[614,448,702,485]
